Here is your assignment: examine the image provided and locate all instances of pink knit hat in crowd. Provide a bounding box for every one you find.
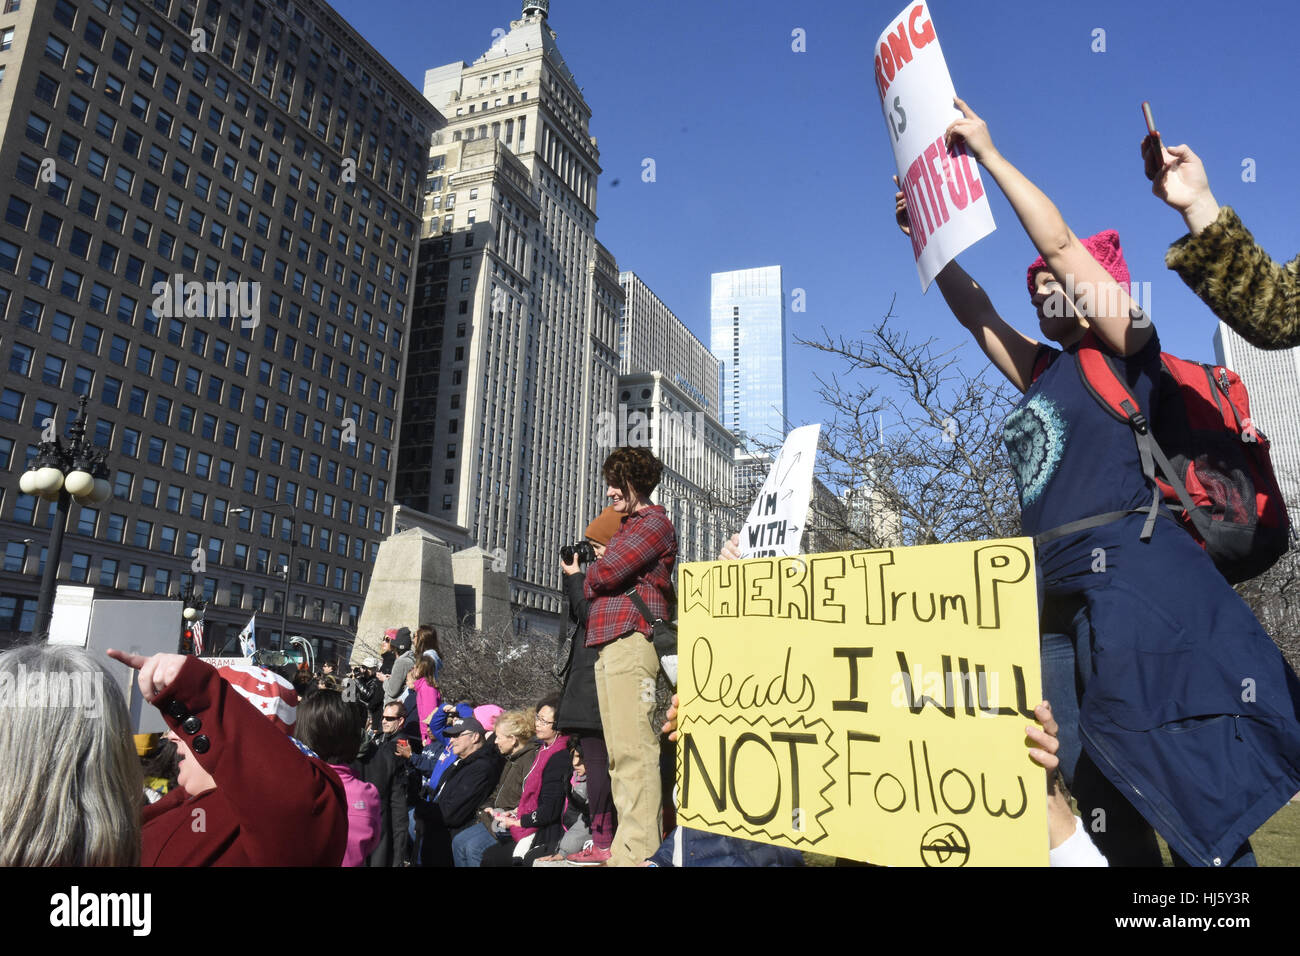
[474,704,504,732]
[1026,229,1130,297]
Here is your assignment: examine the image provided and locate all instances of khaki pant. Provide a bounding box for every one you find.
[594,633,662,867]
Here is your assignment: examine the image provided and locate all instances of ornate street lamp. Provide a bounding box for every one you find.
[19,396,112,641]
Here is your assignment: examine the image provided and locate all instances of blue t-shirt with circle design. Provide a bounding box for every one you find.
[1005,333,1163,541]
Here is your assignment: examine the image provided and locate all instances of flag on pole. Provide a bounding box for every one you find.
[191,617,205,656]
[238,614,257,659]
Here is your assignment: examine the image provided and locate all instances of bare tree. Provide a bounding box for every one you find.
[798,300,1022,548]
[1234,545,1300,674]
[437,616,561,711]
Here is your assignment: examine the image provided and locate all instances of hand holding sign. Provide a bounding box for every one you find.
[944,96,996,165]
[739,425,820,559]
[875,2,995,290]
[893,175,911,237]
[1025,699,1080,851]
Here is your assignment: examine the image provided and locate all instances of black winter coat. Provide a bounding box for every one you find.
[556,572,602,735]
[357,728,420,867]
[417,742,505,867]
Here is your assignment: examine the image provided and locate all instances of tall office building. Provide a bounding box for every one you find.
[0,0,435,653]
[1214,323,1300,511]
[403,2,620,630]
[619,271,719,420]
[617,272,736,561]
[710,265,786,450]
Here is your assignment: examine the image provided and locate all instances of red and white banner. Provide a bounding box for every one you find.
[875,1,995,290]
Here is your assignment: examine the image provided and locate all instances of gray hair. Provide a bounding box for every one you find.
[0,644,142,866]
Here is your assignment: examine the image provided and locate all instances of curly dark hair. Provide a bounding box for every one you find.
[601,446,662,500]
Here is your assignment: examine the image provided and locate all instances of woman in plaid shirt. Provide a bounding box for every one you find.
[583,447,678,866]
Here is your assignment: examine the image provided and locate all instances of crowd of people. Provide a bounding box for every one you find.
[0,105,1297,868]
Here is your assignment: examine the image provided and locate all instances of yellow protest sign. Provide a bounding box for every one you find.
[675,538,1047,866]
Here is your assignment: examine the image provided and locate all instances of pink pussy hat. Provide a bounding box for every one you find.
[474,704,504,732]
[1026,229,1130,297]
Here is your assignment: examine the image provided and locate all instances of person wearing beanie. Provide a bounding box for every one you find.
[383,627,416,704]
[107,650,348,866]
[583,448,677,867]
[552,505,621,865]
[890,96,1300,868]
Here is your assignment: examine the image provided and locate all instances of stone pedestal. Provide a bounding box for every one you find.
[351,529,457,664]
[451,546,513,638]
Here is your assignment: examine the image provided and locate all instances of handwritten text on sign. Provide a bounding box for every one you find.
[675,539,1046,867]
[875,1,995,291]
[739,424,819,559]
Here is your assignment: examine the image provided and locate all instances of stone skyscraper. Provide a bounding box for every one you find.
[403,2,620,630]
[616,272,736,562]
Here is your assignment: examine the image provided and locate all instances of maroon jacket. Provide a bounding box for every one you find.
[141,657,348,866]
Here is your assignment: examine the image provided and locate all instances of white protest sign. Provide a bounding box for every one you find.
[739,424,821,558]
[875,1,995,291]
[47,585,96,646]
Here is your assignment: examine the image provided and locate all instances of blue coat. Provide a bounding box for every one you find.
[1043,512,1300,866]
[647,827,804,867]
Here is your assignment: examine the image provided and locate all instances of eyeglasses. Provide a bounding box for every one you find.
[535,715,554,726]
[382,714,403,722]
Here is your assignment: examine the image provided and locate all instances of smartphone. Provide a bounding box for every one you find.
[1141,101,1162,180]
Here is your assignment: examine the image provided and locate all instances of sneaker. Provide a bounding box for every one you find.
[565,842,612,866]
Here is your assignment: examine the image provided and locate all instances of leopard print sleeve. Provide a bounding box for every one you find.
[1165,206,1300,350]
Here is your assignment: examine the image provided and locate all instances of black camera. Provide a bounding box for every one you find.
[560,541,596,564]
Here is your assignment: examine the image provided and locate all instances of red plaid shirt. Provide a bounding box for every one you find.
[583,505,677,647]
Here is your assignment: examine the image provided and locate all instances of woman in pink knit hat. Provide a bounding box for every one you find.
[891,97,1300,869]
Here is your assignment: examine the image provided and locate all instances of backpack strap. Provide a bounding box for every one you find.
[1069,332,1214,542]
[1029,344,1057,386]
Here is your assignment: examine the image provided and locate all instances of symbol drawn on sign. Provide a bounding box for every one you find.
[919,822,970,867]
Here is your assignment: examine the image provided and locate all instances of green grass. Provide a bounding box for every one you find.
[1158,800,1300,867]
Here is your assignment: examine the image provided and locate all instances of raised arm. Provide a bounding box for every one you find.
[1144,137,1300,348]
[894,178,1041,391]
[948,97,1153,356]
[110,651,348,866]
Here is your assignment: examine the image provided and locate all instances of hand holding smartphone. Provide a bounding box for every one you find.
[1141,101,1163,181]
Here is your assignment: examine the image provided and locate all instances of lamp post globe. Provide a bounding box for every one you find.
[33,467,65,499]
[25,395,113,641]
[64,469,95,498]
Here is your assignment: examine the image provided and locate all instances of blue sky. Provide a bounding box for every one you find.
[333,0,1300,433]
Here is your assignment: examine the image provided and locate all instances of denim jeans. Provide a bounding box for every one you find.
[451,823,500,868]
[1040,594,1255,867]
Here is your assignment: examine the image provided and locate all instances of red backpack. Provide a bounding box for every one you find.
[1031,331,1291,583]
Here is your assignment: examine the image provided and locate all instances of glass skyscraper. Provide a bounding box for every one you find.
[710,266,786,449]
